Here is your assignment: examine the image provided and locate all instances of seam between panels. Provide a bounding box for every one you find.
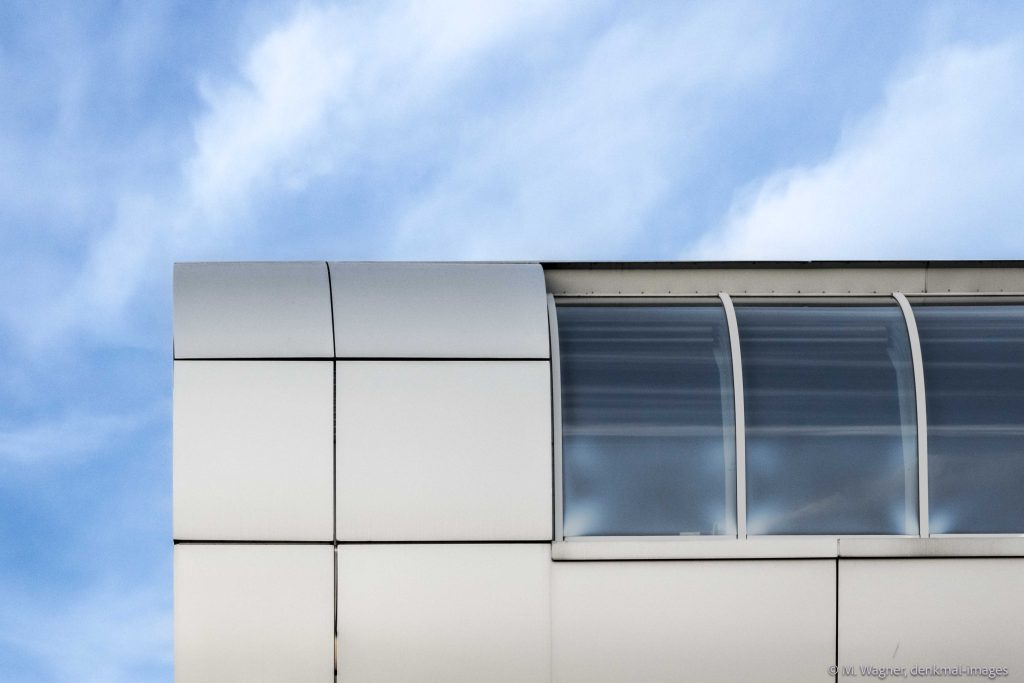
[335,539,552,545]
[333,362,339,682]
[332,361,338,545]
[334,546,339,682]
[328,261,338,544]
[174,356,553,362]
[331,356,550,362]
[173,356,336,361]
[835,558,840,675]
[327,262,339,682]
[548,554,555,683]
[326,261,337,359]
[172,539,334,545]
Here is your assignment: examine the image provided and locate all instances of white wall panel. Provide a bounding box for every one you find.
[337,544,551,683]
[329,262,549,358]
[839,559,1024,675]
[552,560,835,683]
[174,361,333,541]
[174,262,334,358]
[174,544,334,683]
[336,361,552,541]
[839,536,1024,557]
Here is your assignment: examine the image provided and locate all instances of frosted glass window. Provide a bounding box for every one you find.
[915,305,1024,534]
[736,305,918,535]
[558,305,736,537]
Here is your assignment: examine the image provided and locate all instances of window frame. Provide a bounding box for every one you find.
[550,294,735,542]
[906,295,1024,539]
[551,291,1024,560]
[731,295,921,538]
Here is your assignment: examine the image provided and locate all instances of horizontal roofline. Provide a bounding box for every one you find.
[174,259,1024,269]
[540,260,1024,270]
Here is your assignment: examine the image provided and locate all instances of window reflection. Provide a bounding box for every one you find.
[558,305,735,537]
[736,305,918,535]
[915,305,1024,534]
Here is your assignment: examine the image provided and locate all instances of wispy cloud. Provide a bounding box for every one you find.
[37,1,799,347]
[693,39,1024,259]
[186,0,567,217]
[0,404,164,468]
[34,0,575,347]
[2,4,1024,683]
[391,2,785,259]
[10,2,1024,352]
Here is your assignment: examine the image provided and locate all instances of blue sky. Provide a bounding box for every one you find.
[1,1,1023,680]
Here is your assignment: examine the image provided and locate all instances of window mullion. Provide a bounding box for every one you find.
[893,292,929,538]
[547,293,565,542]
[719,293,747,539]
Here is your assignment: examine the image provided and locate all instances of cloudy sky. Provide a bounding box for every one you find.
[1,1,1023,680]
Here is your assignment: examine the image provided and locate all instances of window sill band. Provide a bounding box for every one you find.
[551,536,1024,561]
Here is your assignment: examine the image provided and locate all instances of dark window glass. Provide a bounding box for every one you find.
[736,305,918,535]
[558,305,735,537]
[915,305,1024,534]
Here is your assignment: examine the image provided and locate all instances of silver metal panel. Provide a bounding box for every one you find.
[174,361,333,541]
[925,266,1024,293]
[335,361,552,541]
[174,544,334,683]
[337,544,551,683]
[329,262,549,358]
[552,537,838,560]
[839,559,1024,675]
[552,560,835,683]
[553,536,1014,560]
[174,262,334,358]
[544,266,928,296]
[894,292,929,537]
[719,293,746,538]
[840,536,1024,557]
[548,295,564,541]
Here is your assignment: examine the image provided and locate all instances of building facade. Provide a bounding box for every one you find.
[173,261,1024,682]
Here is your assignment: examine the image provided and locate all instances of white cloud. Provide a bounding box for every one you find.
[38,3,1024,350]
[185,0,566,219]
[693,40,1024,260]
[392,2,785,259]
[186,6,355,217]
[20,1,804,346]
[39,0,574,347]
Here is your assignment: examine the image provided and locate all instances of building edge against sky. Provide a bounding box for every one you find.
[172,261,1024,683]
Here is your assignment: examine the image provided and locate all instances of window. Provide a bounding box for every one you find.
[915,304,1024,534]
[556,297,1024,542]
[735,305,918,535]
[557,305,736,537]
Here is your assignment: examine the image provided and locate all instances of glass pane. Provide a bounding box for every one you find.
[558,305,735,537]
[737,305,918,535]
[915,305,1024,534]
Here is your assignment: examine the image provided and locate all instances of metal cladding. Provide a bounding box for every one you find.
[173,360,333,541]
[173,261,334,358]
[173,261,1024,683]
[335,360,552,541]
[329,261,550,358]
